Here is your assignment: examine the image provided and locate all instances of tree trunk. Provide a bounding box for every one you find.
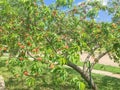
[0,75,5,90]
[67,61,97,90]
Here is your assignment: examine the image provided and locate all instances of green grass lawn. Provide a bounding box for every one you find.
[0,56,120,90]
[66,68,120,90]
[94,64,120,74]
[93,74,120,90]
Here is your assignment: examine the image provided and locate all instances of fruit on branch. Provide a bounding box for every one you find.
[52,10,57,17]
[50,63,55,69]
[36,57,42,61]
[27,42,32,46]
[18,42,22,46]
[112,23,117,28]
[32,48,39,53]
[3,47,7,51]
[19,57,24,61]
[23,71,29,76]
[64,45,69,49]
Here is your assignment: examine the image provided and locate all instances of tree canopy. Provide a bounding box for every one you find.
[0,0,120,90]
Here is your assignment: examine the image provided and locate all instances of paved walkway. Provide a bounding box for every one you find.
[77,66,120,79]
[80,54,120,78]
[81,53,119,67]
[92,69,120,79]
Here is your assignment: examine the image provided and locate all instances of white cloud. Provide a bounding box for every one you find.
[93,0,109,5]
[78,0,108,6]
[77,1,84,6]
[102,0,108,6]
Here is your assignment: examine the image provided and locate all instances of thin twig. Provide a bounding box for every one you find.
[27,51,36,60]
[45,37,57,53]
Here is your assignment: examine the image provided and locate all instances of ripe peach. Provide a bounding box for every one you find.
[32,49,36,52]
[23,71,29,76]
[97,25,101,28]
[18,42,21,46]
[3,47,7,51]
[27,42,31,46]
[25,33,29,37]
[15,74,19,78]
[50,63,55,69]
[52,10,57,16]
[32,48,39,53]
[64,45,69,49]
[20,45,25,49]
[112,23,117,28]
[0,29,2,32]
[36,57,42,61]
[19,57,24,61]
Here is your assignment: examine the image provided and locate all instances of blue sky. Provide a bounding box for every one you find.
[44,0,112,22]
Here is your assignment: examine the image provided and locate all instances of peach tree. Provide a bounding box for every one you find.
[0,0,120,90]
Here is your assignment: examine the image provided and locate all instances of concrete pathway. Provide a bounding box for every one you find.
[81,53,119,67]
[78,66,120,79]
[92,69,120,79]
[80,54,120,78]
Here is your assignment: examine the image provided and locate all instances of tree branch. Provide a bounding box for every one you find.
[90,51,109,71]
[67,61,97,90]
[27,51,36,60]
[45,37,57,53]
[83,53,91,71]
[83,46,99,71]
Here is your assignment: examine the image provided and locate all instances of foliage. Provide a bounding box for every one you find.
[0,58,120,90]
[0,0,120,89]
[0,57,120,90]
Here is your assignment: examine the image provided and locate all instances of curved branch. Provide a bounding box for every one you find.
[67,61,97,90]
[90,51,109,71]
[83,45,99,71]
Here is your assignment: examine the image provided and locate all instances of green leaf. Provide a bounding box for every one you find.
[79,82,85,90]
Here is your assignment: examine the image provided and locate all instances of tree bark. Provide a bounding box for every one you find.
[67,61,98,90]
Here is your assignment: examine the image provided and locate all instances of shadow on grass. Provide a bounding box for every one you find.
[34,83,75,90]
[5,77,32,90]
[0,60,6,67]
[93,74,120,90]
[100,76,120,90]
[5,77,75,90]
